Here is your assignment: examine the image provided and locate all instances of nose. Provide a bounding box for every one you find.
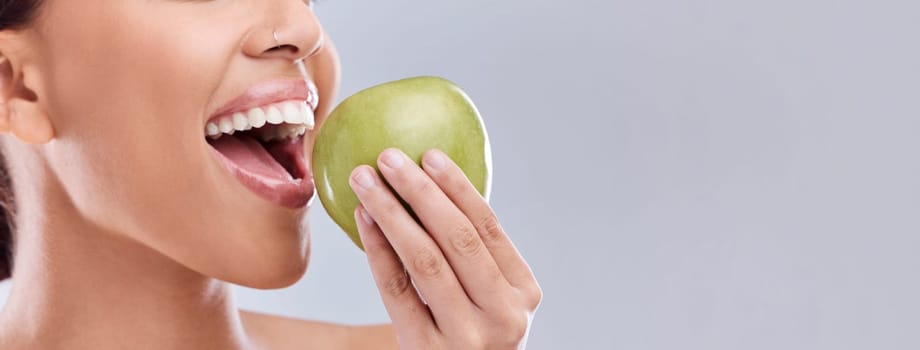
[242,2,325,61]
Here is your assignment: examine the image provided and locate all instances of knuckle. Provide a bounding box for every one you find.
[524,283,544,310]
[383,271,412,297]
[493,310,530,346]
[410,179,439,198]
[412,247,443,278]
[361,233,387,252]
[448,224,482,257]
[381,200,405,218]
[445,171,470,191]
[532,285,545,309]
[505,324,529,346]
[477,214,505,244]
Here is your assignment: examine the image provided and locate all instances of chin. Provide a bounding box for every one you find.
[243,259,310,290]
[196,217,314,290]
[223,243,312,290]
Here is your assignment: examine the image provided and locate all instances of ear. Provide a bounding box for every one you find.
[0,40,54,144]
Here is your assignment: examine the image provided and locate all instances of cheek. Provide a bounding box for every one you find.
[46,129,312,288]
[39,4,230,193]
[35,5,252,258]
[41,40,219,226]
[34,2,330,286]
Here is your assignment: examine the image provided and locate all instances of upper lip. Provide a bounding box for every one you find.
[206,78,317,124]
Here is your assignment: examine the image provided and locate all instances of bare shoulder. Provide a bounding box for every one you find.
[240,309,398,350]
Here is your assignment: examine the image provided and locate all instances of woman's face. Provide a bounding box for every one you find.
[21,0,340,288]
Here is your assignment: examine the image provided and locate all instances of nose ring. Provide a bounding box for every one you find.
[272,28,281,50]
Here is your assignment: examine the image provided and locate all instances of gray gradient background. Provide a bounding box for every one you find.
[3,0,920,349]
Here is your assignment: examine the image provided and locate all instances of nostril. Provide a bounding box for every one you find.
[267,44,300,55]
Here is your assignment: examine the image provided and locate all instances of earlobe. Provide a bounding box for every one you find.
[0,102,9,133]
[8,99,53,144]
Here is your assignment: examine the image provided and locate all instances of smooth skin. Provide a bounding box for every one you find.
[0,0,541,349]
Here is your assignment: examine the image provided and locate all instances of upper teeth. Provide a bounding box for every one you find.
[205,100,315,141]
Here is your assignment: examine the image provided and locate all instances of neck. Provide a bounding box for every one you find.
[0,181,252,349]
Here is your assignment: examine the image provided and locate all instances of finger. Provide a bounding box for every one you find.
[354,204,433,332]
[349,165,474,330]
[421,149,539,292]
[376,148,509,309]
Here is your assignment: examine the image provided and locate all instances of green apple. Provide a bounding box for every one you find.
[312,76,492,250]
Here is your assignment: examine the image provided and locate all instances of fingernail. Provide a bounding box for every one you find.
[353,169,375,189]
[381,149,405,169]
[358,206,375,225]
[424,150,447,171]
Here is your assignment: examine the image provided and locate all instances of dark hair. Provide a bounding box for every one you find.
[0,0,44,280]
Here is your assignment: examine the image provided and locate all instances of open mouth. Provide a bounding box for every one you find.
[205,99,316,208]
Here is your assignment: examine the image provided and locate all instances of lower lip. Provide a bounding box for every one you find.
[207,137,316,209]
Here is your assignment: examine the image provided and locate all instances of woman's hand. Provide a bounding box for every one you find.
[349,148,543,350]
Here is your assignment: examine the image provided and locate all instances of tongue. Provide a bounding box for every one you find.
[209,133,293,181]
